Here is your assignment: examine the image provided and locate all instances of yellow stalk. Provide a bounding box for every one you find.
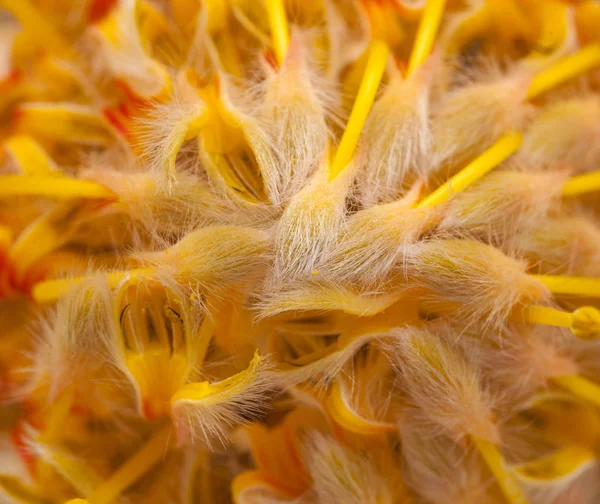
[32,268,155,304]
[4,136,58,175]
[553,375,600,408]
[527,44,600,100]
[329,40,389,180]
[0,176,116,200]
[519,305,600,340]
[417,132,522,208]
[85,423,173,504]
[265,0,289,66]
[562,171,600,197]
[473,437,529,504]
[531,275,600,297]
[520,305,572,328]
[406,0,447,77]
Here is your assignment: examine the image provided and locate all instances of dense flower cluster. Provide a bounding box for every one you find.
[1,0,600,503]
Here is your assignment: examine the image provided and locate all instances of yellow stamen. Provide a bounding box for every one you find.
[0,176,116,200]
[15,105,114,146]
[265,0,289,66]
[32,268,155,304]
[527,44,600,100]
[562,171,600,197]
[417,131,522,208]
[0,0,70,53]
[553,375,600,408]
[406,0,447,77]
[473,436,529,504]
[41,388,75,443]
[520,305,600,340]
[9,203,82,275]
[4,136,58,175]
[531,275,600,297]
[195,315,217,369]
[85,423,172,504]
[329,40,389,181]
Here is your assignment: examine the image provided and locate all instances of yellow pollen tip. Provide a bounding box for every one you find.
[407,0,447,77]
[519,305,600,340]
[329,40,389,181]
[417,131,522,208]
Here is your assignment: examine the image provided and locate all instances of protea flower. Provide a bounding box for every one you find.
[1,1,600,503]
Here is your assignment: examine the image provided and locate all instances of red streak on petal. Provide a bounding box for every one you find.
[88,0,118,23]
[142,398,157,420]
[11,425,37,476]
[103,108,132,141]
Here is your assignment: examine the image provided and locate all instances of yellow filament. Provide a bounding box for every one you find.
[32,268,155,304]
[473,437,529,504]
[329,41,389,181]
[553,375,600,408]
[520,305,600,340]
[265,0,289,66]
[4,136,58,175]
[85,423,172,504]
[520,305,572,328]
[406,0,447,77]
[531,275,600,297]
[0,176,116,200]
[417,131,522,208]
[562,171,600,197]
[527,44,600,100]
